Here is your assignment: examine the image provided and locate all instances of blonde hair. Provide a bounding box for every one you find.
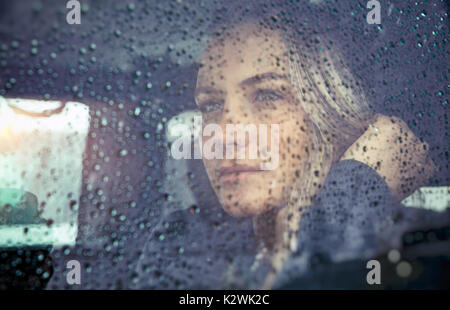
[262,33,374,275]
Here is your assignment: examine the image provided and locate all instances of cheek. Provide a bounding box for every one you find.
[279,120,305,159]
[277,119,310,180]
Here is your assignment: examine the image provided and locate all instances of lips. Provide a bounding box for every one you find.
[218,164,263,183]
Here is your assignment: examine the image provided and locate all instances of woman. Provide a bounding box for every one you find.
[133,5,446,289]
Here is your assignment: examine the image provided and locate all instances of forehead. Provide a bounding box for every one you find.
[197,24,289,88]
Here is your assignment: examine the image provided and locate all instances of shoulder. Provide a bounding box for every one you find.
[278,160,450,287]
[308,159,396,221]
[296,159,399,261]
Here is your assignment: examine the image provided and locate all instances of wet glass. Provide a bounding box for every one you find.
[0,0,448,290]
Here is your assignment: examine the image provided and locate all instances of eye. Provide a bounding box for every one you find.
[197,100,224,114]
[253,89,284,103]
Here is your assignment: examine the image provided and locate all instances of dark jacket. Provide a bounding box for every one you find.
[133,159,450,289]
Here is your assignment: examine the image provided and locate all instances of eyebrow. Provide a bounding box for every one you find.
[195,72,288,97]
[194,86,223,98]
[239,72,288,88]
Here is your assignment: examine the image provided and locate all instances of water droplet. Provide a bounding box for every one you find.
[396,261,412,278]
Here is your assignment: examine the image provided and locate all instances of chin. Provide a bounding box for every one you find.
[220,199,266,218]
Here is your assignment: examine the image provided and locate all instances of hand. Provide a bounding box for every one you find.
[340,114,436,201]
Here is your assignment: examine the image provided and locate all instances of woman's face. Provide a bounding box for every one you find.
[195,24,312,217]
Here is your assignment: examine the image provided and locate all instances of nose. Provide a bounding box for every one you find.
[218,92,246,126]
[216,93,252,159]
